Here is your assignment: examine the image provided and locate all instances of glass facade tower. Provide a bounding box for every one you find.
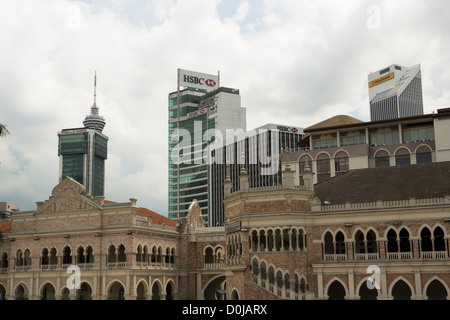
[168,69,246,223]
[58,73,108,196]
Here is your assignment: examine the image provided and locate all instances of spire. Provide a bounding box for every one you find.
[93,70,97,107]
[83,71,106,132]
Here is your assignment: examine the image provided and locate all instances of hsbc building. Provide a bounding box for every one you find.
[168,69,246,222]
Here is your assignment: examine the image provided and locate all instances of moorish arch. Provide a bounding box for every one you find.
[325,278,347,300]
[424,277,449,300]
[203,274,226,300]
[107,280,125,300]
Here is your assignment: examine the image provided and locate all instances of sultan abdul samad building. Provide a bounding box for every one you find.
[1,80,450,300]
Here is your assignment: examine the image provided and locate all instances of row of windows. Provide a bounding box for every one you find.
[249,227,307,252]
[313,126,434,149]
[323,226,448,261]
[0,244,177,270]
[251,257,308,294]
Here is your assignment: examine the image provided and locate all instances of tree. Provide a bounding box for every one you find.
[0,123,9,137]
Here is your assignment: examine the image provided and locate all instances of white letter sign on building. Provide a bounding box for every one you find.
[178,68,219,92]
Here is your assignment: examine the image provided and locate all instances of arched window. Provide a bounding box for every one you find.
[260,262,267,281]
[107,245,116,264]
[143,246,149,263]
[63,247,72,265]
[77,247,85,264]
[41,248,49,266]
[375,150,390,167]
[324,232,334,255]
[399,228,411,253]
[335,231,346,255]
[117,245,126,263]
[204,247,214,264]
[16,250,24,267]
[276,270,283,288]
[416,146,432,164]
[85,246,94,264]
[24,249,31,267]
[136,245,142,262]
[366,230,377,254]
[268,266,275,285]
[1,253,8,269]
[49,248,57,266]
[334,151,349,174]
[420,228,432,252]
[355,231,365,254]
[284,273,290,290]
[433,227,446,252]
[252,258,259,276]
[387,229,398,255]
[316,153,331,182]
[395,148,410,166]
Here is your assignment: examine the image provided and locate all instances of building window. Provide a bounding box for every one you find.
[375,150,390,167]
[316,153,331,182]
[395,148,410,166]
[380,67,390,75]
[416,146,432,164]
[334,151,349,174]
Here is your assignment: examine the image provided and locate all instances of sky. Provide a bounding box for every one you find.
[1,0,450,216]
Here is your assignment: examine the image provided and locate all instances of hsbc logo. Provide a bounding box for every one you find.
[205,79,216,87]
[184,75,216,87]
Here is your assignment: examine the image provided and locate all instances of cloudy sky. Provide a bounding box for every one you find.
[1,0,449,216]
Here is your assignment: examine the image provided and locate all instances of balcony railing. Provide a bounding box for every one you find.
[204,262,224,270]
[387,252,412,260]
[355,253,379,261]
[421,251,447,259]
[324,254,347,262]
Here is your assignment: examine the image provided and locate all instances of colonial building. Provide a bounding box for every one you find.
[0,177,226,300]
[223,161,450,300]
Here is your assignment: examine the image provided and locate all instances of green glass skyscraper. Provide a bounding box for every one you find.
[58,74,108,196]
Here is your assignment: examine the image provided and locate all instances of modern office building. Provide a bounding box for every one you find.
[209,123,304,227]
[168,69,246,222]
[57,74,108,196]
[368,63,424,121]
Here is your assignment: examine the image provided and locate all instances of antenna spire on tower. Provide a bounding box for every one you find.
[93,70,97,107]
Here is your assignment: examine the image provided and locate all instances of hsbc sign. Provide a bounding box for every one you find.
[178,68,219,92]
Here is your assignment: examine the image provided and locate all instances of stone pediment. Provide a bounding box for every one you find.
[35,177,101,214]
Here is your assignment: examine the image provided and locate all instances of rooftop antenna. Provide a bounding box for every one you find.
[93,70,97,107]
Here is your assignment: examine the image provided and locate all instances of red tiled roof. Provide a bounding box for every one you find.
[137,207,177,227]
[103,200,117,204]
[0,220,12,234]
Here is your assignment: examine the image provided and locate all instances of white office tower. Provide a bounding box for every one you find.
[168,69,246,223]
[368,64,424,121]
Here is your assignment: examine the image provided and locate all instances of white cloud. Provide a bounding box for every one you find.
[1,0,450,215]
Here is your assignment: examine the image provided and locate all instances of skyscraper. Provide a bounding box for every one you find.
[209,123,304,226]
[168,68,246,222]
[368,63,424,121]
[57,73,108,196]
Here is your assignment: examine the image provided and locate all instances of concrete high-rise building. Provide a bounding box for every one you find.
[57,73,108,196]
[168,69,246,222]
[209,123,304,227]
[368,63,424,121]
